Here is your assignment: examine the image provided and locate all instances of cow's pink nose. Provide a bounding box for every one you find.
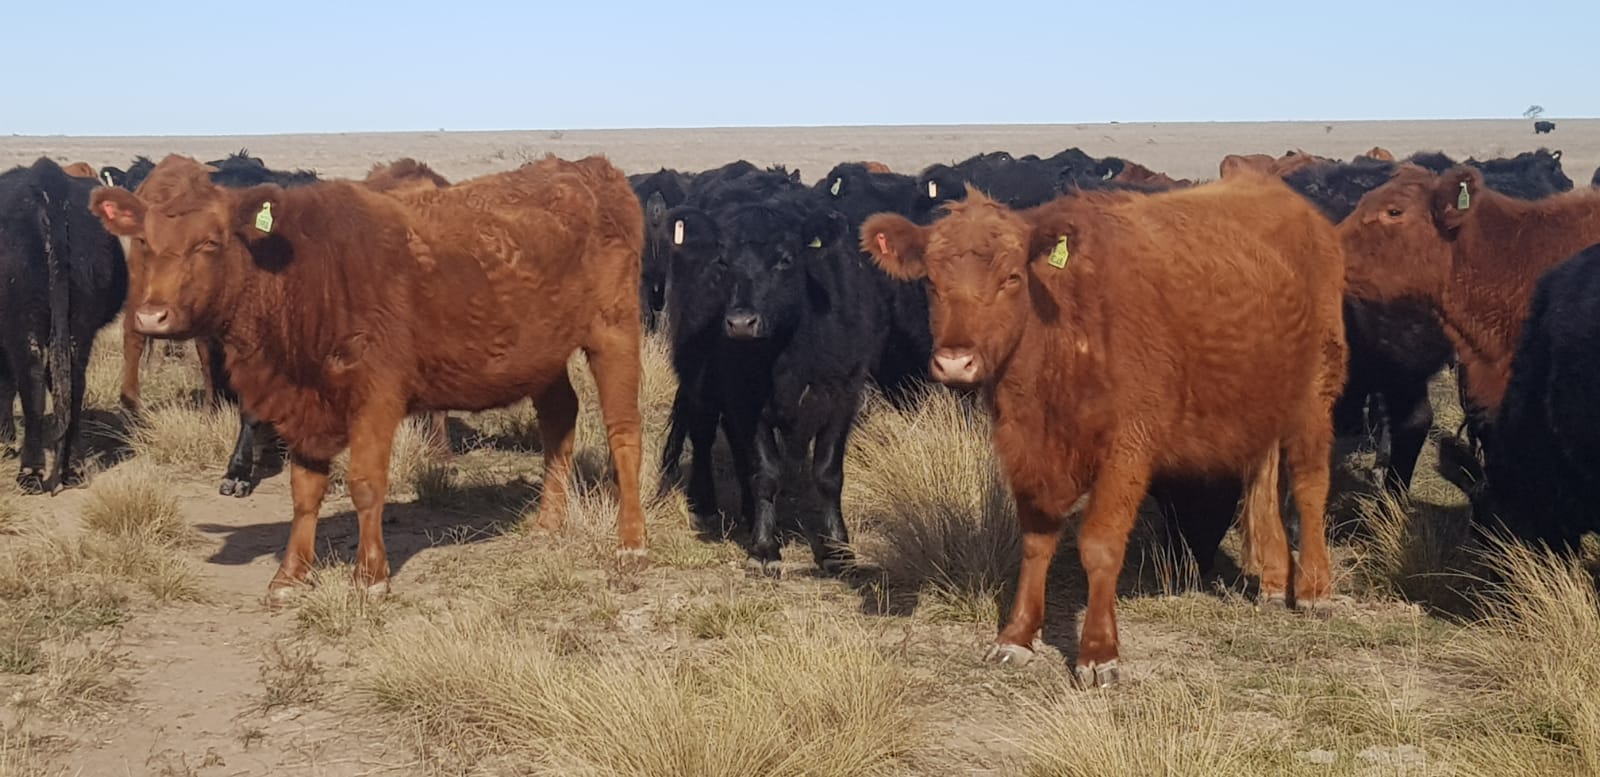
[931,348,979,384]
[133,307,172,335]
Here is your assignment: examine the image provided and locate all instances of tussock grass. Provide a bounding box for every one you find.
[1349,489,1476,608]
[355,608,921,776]
[0,486,20,536]
[844,389,1019,614]
[0,724,57,777]
[681,594,781,639]
[80,462,193,547]
[122,402,237,470]
[1444,537,1600,774]
[293,564,395,640]
[9,636,129,721]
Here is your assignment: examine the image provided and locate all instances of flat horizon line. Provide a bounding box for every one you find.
[8,116,1595,140]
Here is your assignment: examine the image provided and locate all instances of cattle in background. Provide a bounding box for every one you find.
[1338,164,1600,547]
[629,167,694,332]
[92,153,648,598]
[1593,166,1600,188]
[1364,147,1396,162]
[1487,243,1600,550]
[658,180,886,573]
[863,175,1346,686]
[99,156,154,190]
[61,162,99,179]
[1279,151,1572,496]
[1534,120,1556,134]
[0,158,128,493]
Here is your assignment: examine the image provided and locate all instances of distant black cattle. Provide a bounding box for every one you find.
[1485,243,1600,550]
[657,179,885,573]
[1534,120,1556,134]
[1591,166,1599,188]
[0,158,129,493]
[1406,149,1572,199]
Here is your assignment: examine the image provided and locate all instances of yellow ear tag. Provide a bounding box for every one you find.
[1047,235,1070,269]
[254,201,274,233]
[1457,182,1471,210]
[807,237,822,248]
[829,178,841,196]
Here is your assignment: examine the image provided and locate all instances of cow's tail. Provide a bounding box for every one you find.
[31,164,77,473]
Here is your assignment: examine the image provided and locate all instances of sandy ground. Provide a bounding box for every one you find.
[4,119,1597,185]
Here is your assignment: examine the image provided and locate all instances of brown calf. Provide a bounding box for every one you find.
[862,174,1346,687]
[1339,164,1600,415]
[91,154,647,600]
[62,162,99,179]
[1113,160,1192,187]
[1363,146,1396,162]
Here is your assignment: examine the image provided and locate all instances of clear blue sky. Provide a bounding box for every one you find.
[5,0,1593,136]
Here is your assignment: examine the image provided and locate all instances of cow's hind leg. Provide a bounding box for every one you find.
[1285,411,1336,613]
[1240,445,1291,606]
[531,373,578,536]
[585,334,648,559]
[46,348,91,492]
[269,453,331,605]
[15,351,48,494]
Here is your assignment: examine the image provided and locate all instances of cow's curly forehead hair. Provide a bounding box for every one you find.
[135,155,220,216]
[927,189,1028,262]
[1370,164,1438,203]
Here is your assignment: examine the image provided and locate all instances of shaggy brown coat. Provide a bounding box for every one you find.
[91,153,647,598]
[1339,164,1600,415]
[862,174,1346,685]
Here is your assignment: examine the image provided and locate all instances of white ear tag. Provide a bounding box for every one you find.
[673,219,685,246]
[927,181,938,198]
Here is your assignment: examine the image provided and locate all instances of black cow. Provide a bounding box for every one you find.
[629,167,694,332]
[1485,243,1600,551]
[1590,166,1599,188]
[0,159,129,493]
[1407,149,1572,199]
[657,181,886,574]
[1534,120,1556,134]
[115,150,319,496]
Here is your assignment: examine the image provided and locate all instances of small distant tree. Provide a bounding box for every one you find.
[1524,105,1546,119]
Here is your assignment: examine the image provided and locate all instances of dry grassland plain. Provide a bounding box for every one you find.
[2,120,1599,777]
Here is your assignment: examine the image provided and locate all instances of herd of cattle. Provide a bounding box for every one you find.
[2,137,1599,687]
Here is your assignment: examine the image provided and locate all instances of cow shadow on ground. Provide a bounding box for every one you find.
[195,478,539,579]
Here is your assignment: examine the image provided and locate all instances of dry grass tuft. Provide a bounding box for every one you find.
[844,389,1019,614]
[0,724,58,777]
[1349,489,1476,608]
[254,640,325,713]
[0,482,21,537]
[294,564,395,640]
[355,608,921,776]
[122,403,237,470]
[9,636,129,721]
[681,594,781,639]
[1017,680,1269,776]
[80,462,194,548]
[1444,537,1600,774]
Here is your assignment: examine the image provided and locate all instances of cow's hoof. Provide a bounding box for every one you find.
[219,477,256,498]
[1074,659,1121,689]
[817,556,853,577]
[1299,597,1335,620]
[744,555,783,578]
[983,642,1035,667]
[55,468,87,493]
[615,547,650,573]
[16,469,45,495]
[266,585,302,611]
[1258,592,1289,611]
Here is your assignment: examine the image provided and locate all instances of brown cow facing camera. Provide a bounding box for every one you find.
[861,175,1347,687]
[89,153,648,602]
[1338,164,1600,417]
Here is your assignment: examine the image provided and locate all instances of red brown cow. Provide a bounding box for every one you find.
[862,161,893,174]
[62,162,99,179]
[861,173,1346,687]
[1339,164,1600,417]
[1112,160,1192,187]
[1363,146,1396,162]
[91,153,648,600]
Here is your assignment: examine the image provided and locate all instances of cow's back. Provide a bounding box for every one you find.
[1065,180,1344,474]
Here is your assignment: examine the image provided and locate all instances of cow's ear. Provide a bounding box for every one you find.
[644,191,668,227]
[1431,166,1483,238]
[861,213,928,280]
[1020,201,1080,267]
[664,206,716,249]
[802,210,847,251]
[232,184,284,242]
[89,187,145,236]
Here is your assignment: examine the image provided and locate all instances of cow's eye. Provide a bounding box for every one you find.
[193,239,221,253]
[1002,272,1024,290]
[1386,208,1403,218]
